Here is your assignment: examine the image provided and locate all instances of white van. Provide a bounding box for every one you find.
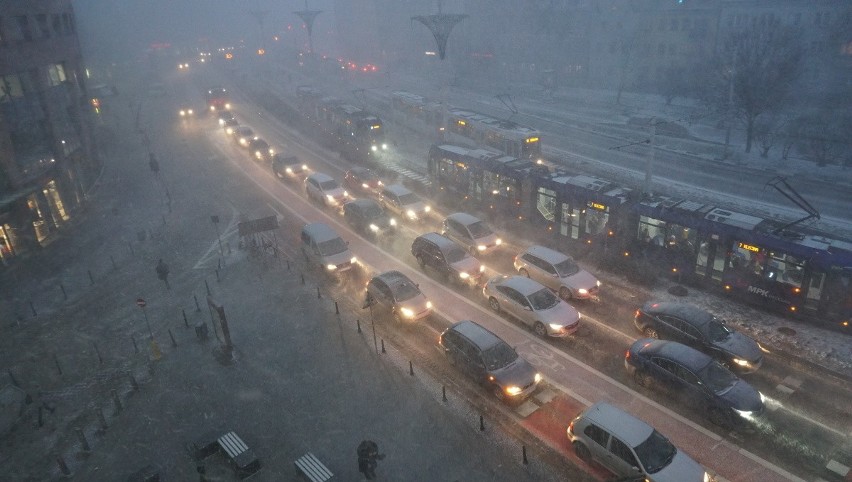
[300,223,356,273]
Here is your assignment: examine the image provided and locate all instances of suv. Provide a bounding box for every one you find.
[379,184,430,222]
[514,245,600,301]
[567,402,710,481]
[365,270,433,322]
[442,213,501,255]
[411,232,483,287]
[300,223,356,274]
[305,173,348,207]
[272,155,307,182]
[634,302,763,373]
[439,320,541,403]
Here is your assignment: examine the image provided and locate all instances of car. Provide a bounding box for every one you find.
[483,275,580,337]
[442,212,502,255]
[222,118,239,135]
[411,232,483,287]
[217,110,236,126]
[379,184,430,222]
[364,270,433,322]
[344,167,383,194]
[633,302,764,373]
[248,138,273,162]
[567,402,711,482]
[343,199,396,238]
[514,245,600,301]
[305,172,348,207]
[439,320,541,402]
[178,106,194,117]
[625,338,765,428]
[272,155,307,182]
[300,223,356,274]
[232,126,255,146]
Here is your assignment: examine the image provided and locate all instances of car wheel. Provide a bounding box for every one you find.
[533,322,548,337]
[573,441,591,462]
[634,370,653,388]
[489,297,501,313]
[643,327,659,339]
[416,255,426,269]
[559,287,572,301]
[519,268,530,278]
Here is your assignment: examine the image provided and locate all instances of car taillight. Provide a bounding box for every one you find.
[625,350,631,360]
[567,421,574,434]
[634,309,640,318]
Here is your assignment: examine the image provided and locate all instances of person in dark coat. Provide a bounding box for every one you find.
[155,258,170,289]
[357,440,384,480]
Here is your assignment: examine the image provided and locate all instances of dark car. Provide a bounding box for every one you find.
[222,117,239,135]
[272,155,307,182]
[440,320,541,403]
[217,110,236,126]
[633,302,764,373]
[411,232,483,287]
[625,338,765,428]
[248,138,273,162]
[343,199,396,238]
[344,167,383,194]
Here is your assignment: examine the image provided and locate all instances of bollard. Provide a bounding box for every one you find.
[7,370,19,388]
[300,272,305,285]
[162,214,166,225]
[131,336,139,354]
[110,255,117,270]
[96,408,108,431]
[53,354,62,375]
[88,270,94,285]
[128,372,139,390]
[127,240,134,255]
[334,301,339,314]
[93,342,103,364]
[356,319,362,333]
[168,329,177,347]
[522,445,528,465]
[218,258,221,270]
[194,294,201,312]
[286,259,290,271]
[442,385,447,402]
[381,339,386,354]
[183,309,189,327]
[205,280,211,295]
[151,340,162,360]
[316,287,322,299]
[111,389,122,413]
[215,269,220,282]
[30,301,37,317]
[75,428,90,452]
[409,360,414,376]
[38,406,44,427]
[60,284,68,300]
[227,241,231,255]
[56,455,72,476]
[480,414,485,431]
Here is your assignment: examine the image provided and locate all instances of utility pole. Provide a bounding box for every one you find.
[722,46,736,160]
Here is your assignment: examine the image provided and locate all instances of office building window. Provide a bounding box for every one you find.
[47,63,67,86]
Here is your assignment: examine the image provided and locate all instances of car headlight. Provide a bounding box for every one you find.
[269,148,274,155]
[389,218,397,226]
[362,183,370,189]
[381,143,387,150]
[285,167,293,174]
[504,386,522,396]
[210,105,215,111]
[479,265,485,272]
[477,245,487,251]
[226,127,234,134]
[326,264,337,271]
[406,209,417,219]
[424,205,431,212]
[425,301,433,309]
[180,110,186,116]
[399,307,414,318]
[596,280,602,287]
[188,109,193,115]
[578,288,589,295]
[732,358,751,367]
[350,256,357,264]
[459,272,470,279]
[704,472,716,482]
[733,408,755,420]
[326,194,335,202]
[302,164,308,170]
[534,373,542,383]
[549,323,563,331]
[369,224,379,232]
[219,119,225,126]
[495,238,502,245]
[371,145,378,152]
[224,103,231,109]
[343,191,348,197]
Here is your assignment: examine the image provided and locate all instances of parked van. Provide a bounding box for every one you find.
[442,212,502,255]
[300,223,356,274]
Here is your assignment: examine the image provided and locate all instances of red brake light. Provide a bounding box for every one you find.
[625,350,631,359]
[568,420,574,434]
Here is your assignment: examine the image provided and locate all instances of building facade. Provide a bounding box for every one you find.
[0,0,96,266]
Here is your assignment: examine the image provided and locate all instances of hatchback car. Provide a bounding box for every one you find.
[442,212,502,255]
[514,245,600,301]
[379,184,430,222]
[217,110,236,126]
[364,270,433,323]
[272,155,307,182]
[222,118,239,135]
[625,338,765,427]
[233,126,255,147]
[344,167,383,194]
[633,302,764,373]
[567,402,710,482]
[343,198,396,238]
[248,138,273,162]
[440,320,541,402]
[305,173,348,207]
[411,232,484,287]
[483,275,580,337]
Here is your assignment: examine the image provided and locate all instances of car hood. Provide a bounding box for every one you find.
[648,449,705,482]
[715,332,762,362]
[450,256,481,276]
[560,269,598,290]
[491,356,537,388]
[402,201,427,213]
[473,233,499,247]
[322,250,353,267]
[324,187,346,198]
[536,301,580,327]
[719,380,764,412]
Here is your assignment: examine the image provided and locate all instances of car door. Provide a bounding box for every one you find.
[677,319,705,352]
[495,286,521,319]
[655,314,682,343]
[606,436,642,477]
[581,423,612,469]
[671,362,709,408]
[648,357,683,394]
[534,256,560,291]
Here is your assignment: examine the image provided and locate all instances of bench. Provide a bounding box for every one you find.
[218,431,262,479]
[294,452,333,482]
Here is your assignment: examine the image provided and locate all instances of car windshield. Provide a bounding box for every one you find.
[320,180,339,190]
[528,288,560,310]
[481,342,519,370]
[398,192,419,205]
[553,258,580,277]
[706,319,732,342]
[445,246,468,263]
[317,237,347,256]
[467,221,493,238]
[698,361,738,394]
[634,429,677,474]
[392,280,421,302]
[363,204,383,219]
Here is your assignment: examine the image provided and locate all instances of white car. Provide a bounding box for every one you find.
[305,172,348,207]
[483,275,580,337]
[514,245,600,301]
[379,184,430,222]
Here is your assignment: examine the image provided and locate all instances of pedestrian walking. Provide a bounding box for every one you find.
[155,258,170,290]
[149,152,160,177]
[357,440,384,480]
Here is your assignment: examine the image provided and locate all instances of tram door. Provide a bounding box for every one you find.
[560,203,580,240]
[695,234,726,282]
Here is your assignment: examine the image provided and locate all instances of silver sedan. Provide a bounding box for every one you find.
[482,275,580,337]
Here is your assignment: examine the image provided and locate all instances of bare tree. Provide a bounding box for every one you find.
[796,110,851,167]
[615,28,642,105]
[658,64,700,105]
[753,112,784,158]
[702,20,803,153]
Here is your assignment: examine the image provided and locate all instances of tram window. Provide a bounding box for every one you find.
[484,171,500,196]
[585,209,608,237]
[767,252,804,287]
[537,188,557,222]
[730,243,766,276]
[638,216,666,246]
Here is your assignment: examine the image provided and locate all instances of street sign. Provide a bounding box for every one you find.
[136,298,147,307]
